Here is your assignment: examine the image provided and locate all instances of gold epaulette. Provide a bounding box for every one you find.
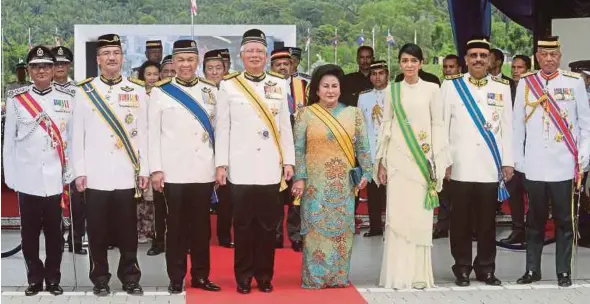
[76,77,94,86]
[562,70,580,79]
[491,76,510,85]
[199,77,217,87]
[267,71,287,80]
[128,77,145,87]
[223,72,240,80]
[359,88,372,95]
[444,73,462,80]
[520,71,535,79]
[154,78,172,87]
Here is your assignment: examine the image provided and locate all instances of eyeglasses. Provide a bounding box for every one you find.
[468,52,489,59]
[98,51,122,57]
[29,64,53,71]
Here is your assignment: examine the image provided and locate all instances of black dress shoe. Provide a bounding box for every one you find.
[25,283,43,296]
[454,273,470,287]
[46,283,64,295]
[123,282,143,295]
[93,283,110,296]
[219,242,235,248]
[363,230,384,237]
[500,230,525,244]
[476,273,502,286]
[557,273,572,287]
[147,245,164,256]
[517,271,541,284]
[191,278,221,292]
[237,282,251,294]
[168,282,183,294]
[432,228,448,239]
[257,280,273,293]
[291,241,303,252]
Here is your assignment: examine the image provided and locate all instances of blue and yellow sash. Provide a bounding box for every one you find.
[452,78,510,201]
[80,82,141,198]
[159,82,215,149]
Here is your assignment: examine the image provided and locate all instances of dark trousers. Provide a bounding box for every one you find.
[85,188,141,285]
[216,185,233,244]
[231,183,281,283]
[276,183,301,243]
[164,182,214,283]
[435,180,451,231]
[19,193,63,284]
[66,182,86,250]
[152,190,167,248]
[524,179,573,274]
[367,182,386,233]
[450,181,498,275]
[507,171,526,231]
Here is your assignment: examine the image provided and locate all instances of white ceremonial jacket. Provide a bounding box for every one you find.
[442,73,513,183]
[71,76,149,190]
[3,84,74,196]
[148,77,218,183]
[215,72,295,185]
[513,70,590,182]
[358,87,387,162]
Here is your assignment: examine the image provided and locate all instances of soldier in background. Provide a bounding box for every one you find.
[220,48,232,75]
[341,46,374,107]
[288,47,310,81]
[159,55,176,80]
[131,40,163,77]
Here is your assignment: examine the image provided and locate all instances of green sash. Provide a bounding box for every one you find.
[391,81,439,210]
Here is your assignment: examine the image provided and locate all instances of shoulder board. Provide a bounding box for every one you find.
[299,72,311,79]
[54,85,75,97]
[223,72,240,80]
[444,73,462,80]
[76,77,94,86]
[199,77,217,87]
[128,77,145,87]
[267,71,287,80]
[562,70,580,79]
[7,85,30,98]
[491,76,510,85]
[359,89,373,95]
[154,78,172,87]
[520,71,535,79]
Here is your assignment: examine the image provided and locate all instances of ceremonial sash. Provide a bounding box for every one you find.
[80,82,142,198]
[308,103,355,168]
[390,82,439,210]
[452,78,510,201]
[289,78,306,114]
[14,92,70,215]
[231,75,288,191]
[159,82,215,149]
[524,74,581,185]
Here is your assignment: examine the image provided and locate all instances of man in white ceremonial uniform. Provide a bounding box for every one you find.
[215,29,295,294]
[149,39,221,294]
[357,60,388,237]
[71,34,149,296]
[3,46,74,296]
[513,37,590,287]
[443,36,514,287]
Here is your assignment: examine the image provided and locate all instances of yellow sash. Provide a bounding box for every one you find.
[308,103,355,167]
[231,75,288,191]
[291,78,306,113]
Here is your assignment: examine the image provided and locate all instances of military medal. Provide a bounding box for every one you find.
[115,138,124,149]
[271,106,279,116]
[418,131,428,141]
[130,129,138,137]
[492,111,500,122]
[555,132,564,142]
[60,122,67,132]
[202,132,209,143]
[260,129,270,139]
[421,143,431,153]
[484,122,492,130]
[125,113,134,124]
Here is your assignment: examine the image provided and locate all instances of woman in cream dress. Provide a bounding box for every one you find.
[376,43,450,289]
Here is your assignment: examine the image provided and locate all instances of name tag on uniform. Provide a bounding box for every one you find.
[53,99,71,112]
[553,88,574,101]
[486,92,504,107]
[264,81,282,100]
[118,94,140,107]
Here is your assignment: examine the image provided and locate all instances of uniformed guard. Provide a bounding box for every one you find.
[215,29,296,294]
[131,40,163,77]
[442,36,513,287]
[357,60,388,237]
[3,45,74,296]
[4,61,32,95]
[149,39,222,293]
[71,33,149,296]
[269,47,307,252]
[202,49,234,248]
[287,47,310,81]
[219,48,231,75]
[49,46,87,255]
[159,55,176,80]
[513,36,590,287]
[341,46,375,106]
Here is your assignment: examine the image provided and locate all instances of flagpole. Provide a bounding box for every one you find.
[387,29,391,71]
[334,28,338,65]
[414,29,417,44]
[372,27,375,50]
[191,13,194,40]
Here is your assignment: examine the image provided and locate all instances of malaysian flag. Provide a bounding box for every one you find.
[386,30,395,46]
[304,28,311,51]
[356,30,365,46]
[190,0,198,16]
